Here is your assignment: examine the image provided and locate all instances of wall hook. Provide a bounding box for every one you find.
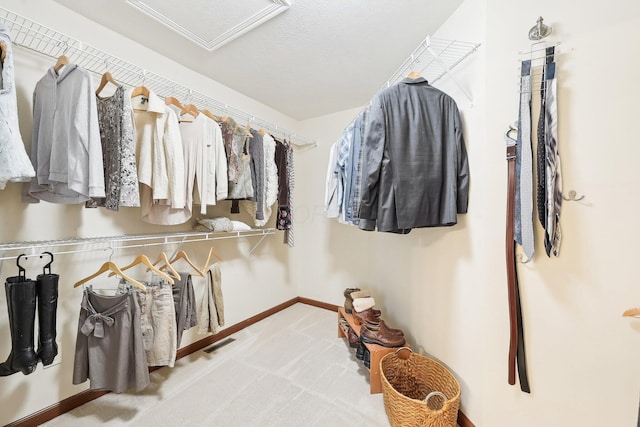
[562,190,584,202]
[528,16,552,41]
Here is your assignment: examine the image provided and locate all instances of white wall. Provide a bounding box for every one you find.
[0,1,299,425]
[482,1,640,426]
[296,0,640,426]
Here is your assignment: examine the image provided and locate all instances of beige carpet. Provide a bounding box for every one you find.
[43,303,391,427]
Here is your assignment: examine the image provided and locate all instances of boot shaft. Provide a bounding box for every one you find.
[36,273,59,366]
[0,277,38,376]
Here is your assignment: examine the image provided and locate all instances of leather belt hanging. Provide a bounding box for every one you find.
[505,128,530,393]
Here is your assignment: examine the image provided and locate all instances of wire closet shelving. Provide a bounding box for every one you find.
[0,7,291,261]
[0,7,317,149]
[381,36,480,104]
[0,229,276,262]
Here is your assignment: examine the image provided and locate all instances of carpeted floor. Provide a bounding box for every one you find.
[43,303,391,426]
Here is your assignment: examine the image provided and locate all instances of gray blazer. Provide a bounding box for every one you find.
[358,77,469,233]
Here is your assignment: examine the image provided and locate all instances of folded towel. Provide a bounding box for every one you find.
[196,217,234,232]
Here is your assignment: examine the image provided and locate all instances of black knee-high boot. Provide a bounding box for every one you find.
[36,272,59,366]
[0,276,38,376]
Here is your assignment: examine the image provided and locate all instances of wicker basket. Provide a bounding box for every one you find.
[380,347,461,427]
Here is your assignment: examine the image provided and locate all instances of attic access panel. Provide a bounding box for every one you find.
[127,0,291,51]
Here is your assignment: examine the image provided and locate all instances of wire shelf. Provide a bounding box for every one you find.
[0,229,276,261]
[380,36,480,104]
[0,7,317,148]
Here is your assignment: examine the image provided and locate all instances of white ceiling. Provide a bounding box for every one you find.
[55,0,463,120]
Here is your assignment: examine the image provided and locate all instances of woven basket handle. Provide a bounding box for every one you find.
[394,346,412,360]
[424,391,447,409]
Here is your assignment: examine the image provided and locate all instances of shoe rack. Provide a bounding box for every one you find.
[337,307,411,394]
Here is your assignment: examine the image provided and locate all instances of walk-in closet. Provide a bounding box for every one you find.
[1,1,639,426]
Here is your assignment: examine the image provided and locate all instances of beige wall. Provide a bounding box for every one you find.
[296,0,640,426]
[482,1,640,426]
[0,1,298,425]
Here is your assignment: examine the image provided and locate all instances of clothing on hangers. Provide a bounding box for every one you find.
[118,279,177,367]
[172,272,198,348]
[25,63,105,204]
[275,137,294,246]
[197,263,224,335]
[241,132,278,226]
[169,108,228,223]
[218,117,254,212]
[86,85,140,211]
[358,77,469,233]
[0,22,35,190]
[73,288,150,393]
[131,88,187,225]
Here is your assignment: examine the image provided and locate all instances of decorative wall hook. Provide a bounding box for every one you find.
[562,190,584,202]
[528,16,552,41]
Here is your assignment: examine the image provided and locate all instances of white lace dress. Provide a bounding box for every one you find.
[0,23,35,189]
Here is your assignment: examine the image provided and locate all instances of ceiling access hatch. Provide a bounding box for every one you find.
[127,0,291,51]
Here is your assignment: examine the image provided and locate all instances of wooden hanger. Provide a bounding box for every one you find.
[73,261,146,291]
[623,308,640,318]
[0,42,6,63]
[169,250,204,276]
[201,247,223,271]
[54,54,70,73]
[180,104,199,117]
[164,96,184,110]
[131,85,150,98]
[107,254,174,284]
[259,128,266,136]
[149,252,181,280]
[237,123,253,139]
[95,72,120,96]
[406,71,422,79]
[201,109,220,121]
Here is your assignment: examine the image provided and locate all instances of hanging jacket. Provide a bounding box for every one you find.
[131,89,186,225]
[0,23,36,189]
[359,77,470,233]
[27,63,105,203]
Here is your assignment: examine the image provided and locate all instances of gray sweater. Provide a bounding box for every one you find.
[27,64,105,203]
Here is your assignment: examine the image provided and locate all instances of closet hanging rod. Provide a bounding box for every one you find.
[0,229,275,261]
[0,7,317,148]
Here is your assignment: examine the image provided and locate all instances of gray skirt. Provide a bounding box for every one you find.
[72,288,150,393]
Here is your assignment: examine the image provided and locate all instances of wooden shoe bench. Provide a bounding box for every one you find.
[338,306,410,394]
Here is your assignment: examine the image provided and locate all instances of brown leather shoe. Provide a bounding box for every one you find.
[343,288,361,314]
[360,324,405,348]
[353,308,381,325]
[347,327,359,348]
[364,319,404,336]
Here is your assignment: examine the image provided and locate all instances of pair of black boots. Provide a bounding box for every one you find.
[0,267,59,376]
[356,340,371,368]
